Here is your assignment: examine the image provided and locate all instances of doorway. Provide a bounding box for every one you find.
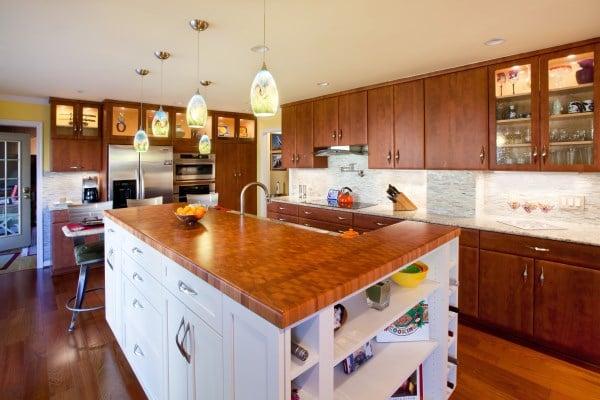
[0,121,43,273]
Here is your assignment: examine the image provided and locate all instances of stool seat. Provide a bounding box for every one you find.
[74,240,104,265]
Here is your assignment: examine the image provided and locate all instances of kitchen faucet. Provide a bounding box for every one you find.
[240,182,270,216]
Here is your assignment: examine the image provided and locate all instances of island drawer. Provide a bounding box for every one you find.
[123,277,163,349]
[123,234,165,281]
[124,318,163,400]
[267,211,299,224]
[298,206,353,226]
[298,217,349,233]
[267,202,298,216]
[480,231,600,270]
[164,257,223,334]
[353,213,401,230]
[122,253,164,312]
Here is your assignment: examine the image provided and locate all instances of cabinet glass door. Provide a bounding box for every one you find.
[111,106,139,137]
[216,116,235,139]
[239,118,255,140]
[55,104,76,137]
[80,105,100,138]
[544,49,596,169]
[492,61,537,169]
[175,111,191,139]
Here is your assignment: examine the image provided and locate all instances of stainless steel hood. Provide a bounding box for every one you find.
[314,145,368,157]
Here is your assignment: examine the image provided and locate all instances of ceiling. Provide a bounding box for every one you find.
[2,0,600,113]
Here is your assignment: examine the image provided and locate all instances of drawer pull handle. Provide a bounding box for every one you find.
[303,211,312,215]
[107,260,114,271]
[337,216,347,220]
[539,266,545,286]
[303,223,312,227]
[132,272,144,282]
[131,247,143,255]
[175,318,192,363]
[107,228,115,233]
[278,207,285,211]
[375,222,386,226]
[133,344,144,357]
[277,218,286,221]
[178,281,198,296]
[528,246,550,252]
[132,298,144,309]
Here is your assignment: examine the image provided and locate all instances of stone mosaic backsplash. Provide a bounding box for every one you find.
[288,154,600,225]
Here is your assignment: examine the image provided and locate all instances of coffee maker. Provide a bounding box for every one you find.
[82,176,100,203]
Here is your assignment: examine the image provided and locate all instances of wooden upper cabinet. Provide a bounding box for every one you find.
[51,98,101,140]
[281,106,296,169]
[425,67,489,169]
[533,260,600,364]
[540,44,600,172]
[489,57,540,171]
[295,102,326,168]
[104,101,142,144]
[172,108,213,153]
[479,249,534,335]
[313,97,338,148]
[367,86,394,169]
[393,80,424,169]
[338,91,368,146]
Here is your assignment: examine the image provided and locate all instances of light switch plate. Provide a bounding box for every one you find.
[558,195,585,210]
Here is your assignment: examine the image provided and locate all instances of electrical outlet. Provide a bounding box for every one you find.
[558,195,585,210]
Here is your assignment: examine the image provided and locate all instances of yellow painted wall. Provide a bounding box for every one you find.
[257,112,283,217]
[0,99,51,171]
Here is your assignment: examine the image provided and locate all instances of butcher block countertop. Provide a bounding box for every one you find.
[105,204,460,328]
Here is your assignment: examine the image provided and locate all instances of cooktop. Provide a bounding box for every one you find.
[304,200,376,210]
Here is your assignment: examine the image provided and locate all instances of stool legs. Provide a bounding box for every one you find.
[68,264,89,332]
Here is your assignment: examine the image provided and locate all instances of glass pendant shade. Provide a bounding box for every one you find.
[250,62,279,117]
[152,105,170,137]
[133,128,149,153]
[186,90,208,128]
[198,134,211,155]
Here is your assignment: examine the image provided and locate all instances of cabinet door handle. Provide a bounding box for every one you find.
[132,272,144,282]
[528,246,550,252]
[291,155,295,164]
[131,247,143,255]
[132,298,144,309]
[295,154,300,162]
[386,151,392,163]
[175,318,192,363]
[522,265,528,282]
[331,131,337,139]
[539,266,545,286]
[107,228,115,233]
[107,260,114,271]
[395,150,400,161]
[338,129,343,140]
[479,146,486,164]
[133,344,144,357]
[532,146,538,163]
[541,146,547,163]
[178,280,198,296]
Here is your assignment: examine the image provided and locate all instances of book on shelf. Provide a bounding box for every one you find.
[376,300,429,343]
[342,340,374,374]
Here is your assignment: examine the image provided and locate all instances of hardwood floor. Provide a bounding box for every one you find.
[1,268,599,400]
[0,267,144,400]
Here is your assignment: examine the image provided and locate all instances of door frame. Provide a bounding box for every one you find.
[0,119,43,269]
[259,127,281,217]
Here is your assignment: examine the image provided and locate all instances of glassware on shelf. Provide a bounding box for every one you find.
[549,64,572,89]
[508,69,519,95]
[497,72,507,97]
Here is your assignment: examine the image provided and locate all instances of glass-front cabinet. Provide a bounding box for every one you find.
[489,58,539,170]
[541,45,599,171]
[51,99,101,140]
[173,109,213,152]
[109,104,140,138]
[214,113,257,142]
[216,116,236,139]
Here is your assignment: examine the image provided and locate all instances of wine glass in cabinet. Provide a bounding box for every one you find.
[541,45,599,171]
[489,57,540,170]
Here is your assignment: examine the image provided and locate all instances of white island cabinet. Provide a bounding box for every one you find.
[105,218,458,400]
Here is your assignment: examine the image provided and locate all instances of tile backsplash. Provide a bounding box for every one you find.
[288,154,600,225]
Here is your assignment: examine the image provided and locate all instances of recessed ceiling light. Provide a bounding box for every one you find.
[251,45,269,53]
[317,82,330,87]
[484,38,505,46]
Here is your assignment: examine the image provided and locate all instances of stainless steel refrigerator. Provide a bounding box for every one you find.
[108,144,173,208]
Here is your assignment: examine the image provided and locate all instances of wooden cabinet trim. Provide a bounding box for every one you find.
[459,228,479,248]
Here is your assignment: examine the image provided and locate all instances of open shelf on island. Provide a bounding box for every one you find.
[290,314,320,380]
[290,344,319,380]
[334,280,440,365]
[333,340,438,400]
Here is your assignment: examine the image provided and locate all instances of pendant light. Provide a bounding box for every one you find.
[186,19,209,129]
[152,51,171,137]
[250,0,279,117]
[133,68,150,153]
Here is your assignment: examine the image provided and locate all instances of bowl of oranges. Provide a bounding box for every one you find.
[175,204,207,226]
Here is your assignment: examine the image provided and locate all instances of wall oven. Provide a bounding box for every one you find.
[173,181,216,203]
[174,153,215,181]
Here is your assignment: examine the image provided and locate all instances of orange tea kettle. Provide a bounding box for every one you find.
[337,187,354,207]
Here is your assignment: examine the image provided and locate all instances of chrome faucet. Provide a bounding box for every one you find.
[240,182,270,216]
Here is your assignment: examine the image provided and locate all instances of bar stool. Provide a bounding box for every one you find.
[65,201,113,332]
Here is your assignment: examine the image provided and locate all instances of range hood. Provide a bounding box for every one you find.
[314,145,368,157]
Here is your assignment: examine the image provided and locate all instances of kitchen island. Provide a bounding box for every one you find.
[104,204,460,400]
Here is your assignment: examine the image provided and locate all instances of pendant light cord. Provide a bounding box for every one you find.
[160,59,164,104]
[263,0,266,64]
[139,74,144,129]
[197,31,201,89]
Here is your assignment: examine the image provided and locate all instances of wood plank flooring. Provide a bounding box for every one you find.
[1,268,599,399]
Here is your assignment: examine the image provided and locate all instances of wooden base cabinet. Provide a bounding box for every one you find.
[478,250,534,335]
[458,245,479,318]
[534,260,600,364]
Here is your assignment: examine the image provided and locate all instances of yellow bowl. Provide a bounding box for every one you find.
[391,261,429,288]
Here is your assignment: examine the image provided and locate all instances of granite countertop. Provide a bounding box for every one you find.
[272,196,600,247]
[106,204,460,328]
